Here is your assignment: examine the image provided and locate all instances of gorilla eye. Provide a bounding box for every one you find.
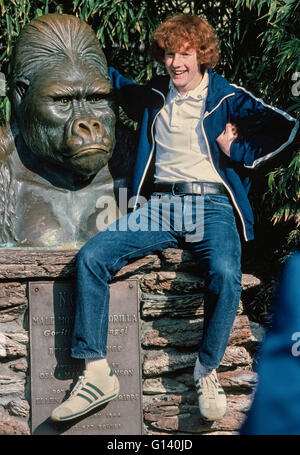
[53,96,71,105]
[86,94,104,103]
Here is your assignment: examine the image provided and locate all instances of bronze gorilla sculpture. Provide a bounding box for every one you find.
[0,13,132,248]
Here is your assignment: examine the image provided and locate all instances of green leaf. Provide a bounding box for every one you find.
[4,97,10,121]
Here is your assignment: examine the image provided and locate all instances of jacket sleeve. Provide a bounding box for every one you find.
[228,89,299,168]
[108,66,147,122]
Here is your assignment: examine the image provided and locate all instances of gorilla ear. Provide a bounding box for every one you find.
[15,78,29,99]
[11,78,30,113]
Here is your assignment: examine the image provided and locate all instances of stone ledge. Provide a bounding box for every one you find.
[0,249,77,279]
[0,249,262,287]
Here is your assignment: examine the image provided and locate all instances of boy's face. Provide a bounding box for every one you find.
[164,44,203,95]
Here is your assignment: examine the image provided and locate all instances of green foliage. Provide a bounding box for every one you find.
[235,0,300,248]
[0,0,64,121]
[0,0,299,248]
[266,149,300,246]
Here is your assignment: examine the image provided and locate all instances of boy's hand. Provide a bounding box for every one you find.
[216,123,238,157]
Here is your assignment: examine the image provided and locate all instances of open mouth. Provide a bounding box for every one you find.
[172,70,186,77]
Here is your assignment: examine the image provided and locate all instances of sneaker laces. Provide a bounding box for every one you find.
[198,371,220,399]
[70,371,88,397]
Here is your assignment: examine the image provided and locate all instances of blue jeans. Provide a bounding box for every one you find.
[71,193,242,371]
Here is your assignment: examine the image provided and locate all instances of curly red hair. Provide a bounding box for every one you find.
[151,14,219,68]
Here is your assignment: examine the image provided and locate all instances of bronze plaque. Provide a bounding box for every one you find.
[29,280,142,435]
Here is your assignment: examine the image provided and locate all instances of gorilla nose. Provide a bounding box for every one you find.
[73,118,103,139]
[65,117,112,155]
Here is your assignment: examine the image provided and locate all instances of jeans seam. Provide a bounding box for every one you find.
[97,291,108,358]
[111,239,173,269]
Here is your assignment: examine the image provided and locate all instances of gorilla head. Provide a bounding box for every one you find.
[9,13,115,180]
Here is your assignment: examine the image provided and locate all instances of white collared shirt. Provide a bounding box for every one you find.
[154,70,222,183]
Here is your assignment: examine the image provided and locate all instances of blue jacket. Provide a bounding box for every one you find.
[240,252,300,434]
[109,67,299,241]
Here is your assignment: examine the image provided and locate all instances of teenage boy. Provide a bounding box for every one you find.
[51,14,298,422]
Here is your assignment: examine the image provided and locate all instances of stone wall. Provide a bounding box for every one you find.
[0,248,264,435]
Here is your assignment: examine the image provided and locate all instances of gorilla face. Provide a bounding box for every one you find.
[18,58,116,179]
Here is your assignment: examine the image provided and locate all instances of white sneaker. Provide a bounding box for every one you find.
[194,358,226,421]
[51,360,119,422]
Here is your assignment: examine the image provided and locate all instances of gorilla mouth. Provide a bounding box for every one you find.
[67,144,111,159]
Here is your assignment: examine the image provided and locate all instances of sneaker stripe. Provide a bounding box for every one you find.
[86,382,104,397]
[57,392,119,421]
[77,393,93,404]
[81,387,98,400]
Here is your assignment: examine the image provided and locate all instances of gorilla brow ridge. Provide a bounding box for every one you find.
[11,14,108,83]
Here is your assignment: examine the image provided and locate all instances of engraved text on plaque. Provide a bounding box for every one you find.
[29,280,142,435]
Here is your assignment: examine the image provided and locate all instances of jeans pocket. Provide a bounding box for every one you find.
[206,195,232,208]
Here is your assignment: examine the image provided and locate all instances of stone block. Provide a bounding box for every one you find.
[141,293,205,319]
[0,375,25,398]
[7,399,30,418]
[143,345,252,378]
[143,377,189,395]
[0,333,27,359]
[0,410,29,435]
[142,317,203,348]
[144,393,251,434]
[0,282,27,309]
[140,271,205,294]
[0,250,77,279]
[142,315,253,349]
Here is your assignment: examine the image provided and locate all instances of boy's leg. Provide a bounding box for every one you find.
[71,202,178,360]
[51,199,178,421]
[189,195,242,420]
